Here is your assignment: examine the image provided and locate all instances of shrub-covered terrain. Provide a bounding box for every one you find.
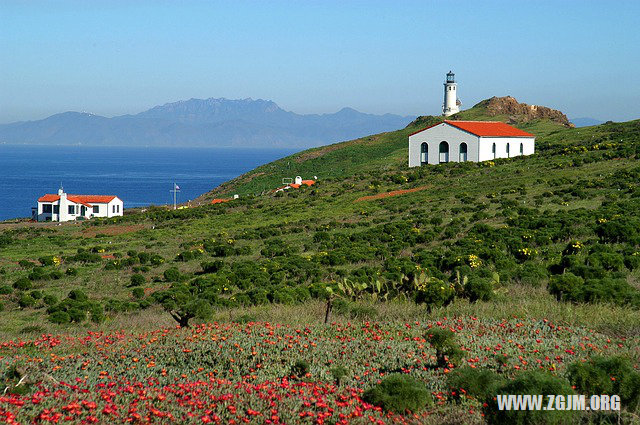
[1,104,640,422]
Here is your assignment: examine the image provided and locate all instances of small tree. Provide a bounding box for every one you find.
[427,328,464,368]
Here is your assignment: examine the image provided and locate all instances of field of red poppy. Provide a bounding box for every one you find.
[2,317,638,424]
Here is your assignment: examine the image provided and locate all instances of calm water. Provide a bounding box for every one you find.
[0,145,297,221]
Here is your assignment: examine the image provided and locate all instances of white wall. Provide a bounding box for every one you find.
[106,198,124,217]
[478,137,535,162]
[408,123,479,167]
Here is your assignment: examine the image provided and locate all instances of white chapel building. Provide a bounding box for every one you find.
[35,188,123,222]
[408,72,535,167]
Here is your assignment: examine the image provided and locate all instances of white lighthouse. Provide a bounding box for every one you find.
[443,71,460,116]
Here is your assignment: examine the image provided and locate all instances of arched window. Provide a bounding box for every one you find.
[506,143,510,158]
[492,143,496,159]
[420,143,428,165]
[439,141,449,163]
[520,143,524,155]
[459,142,467,162]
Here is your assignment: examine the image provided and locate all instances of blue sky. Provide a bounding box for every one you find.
[1,0,639,123]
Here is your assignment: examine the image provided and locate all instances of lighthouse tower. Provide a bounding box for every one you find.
[443,71,460,116]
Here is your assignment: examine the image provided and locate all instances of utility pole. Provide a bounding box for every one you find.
[170,183,180,209]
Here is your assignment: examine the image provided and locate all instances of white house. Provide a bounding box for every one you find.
[408,120,535,167]
[35,188,123,222]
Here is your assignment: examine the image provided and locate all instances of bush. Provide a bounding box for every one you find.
[163,267,181,282]
[516,263,548,286]
[363,375,433,413]
[68,289,88,302]
[568,356,640,411]
[18,294,37,308]
[330,366,349,384]
[201,260,224,274]
[0,302,3,312]
[13,277,33,291]
[291,360,310,378]
[447,366,505,401]
[426,328,464,367]
[0,285,12,295]
[464,275,494,302]
[43,295,58,306]
[65,267,78,276]
[49,311,71,324]
[132,287,145,299]
[484,370,578,425]
[130,274,145,287]
[548,273,583,301]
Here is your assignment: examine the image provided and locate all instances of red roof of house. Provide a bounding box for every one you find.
[409,120,534,137]
[38,194,118,206]
[211,198,231,204]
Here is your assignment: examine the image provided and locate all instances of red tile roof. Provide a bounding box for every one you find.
[38,194,118,206]
[410,120,534,137]
[211,198,231,204]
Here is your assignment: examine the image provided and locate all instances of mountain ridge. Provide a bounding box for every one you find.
[0,98,413,148]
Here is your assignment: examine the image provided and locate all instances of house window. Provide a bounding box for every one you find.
[492,143,496,159]
[42,204,52,213]
[117,205,120,213]
[439,141,449,163]
[420,143,428,165]
[112,205,116,213]
[93,205,99,214]
[68,205,75,215]
[54,205,59,214]
[520,143,524,154]
[459,142,468,162]
[506,143,510,158]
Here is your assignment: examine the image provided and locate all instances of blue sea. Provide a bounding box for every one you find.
[0,145,298,221]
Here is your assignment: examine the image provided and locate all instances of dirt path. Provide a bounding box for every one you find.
[355,185,430,202]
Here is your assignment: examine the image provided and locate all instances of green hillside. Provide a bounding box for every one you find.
[198,99,575,201]
[1,103,640,423]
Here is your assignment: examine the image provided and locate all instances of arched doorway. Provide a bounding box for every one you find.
[420,143,428,165]
[506,143,510,158]
[459,142,467,162]
[439,141,449,163]
[492,143,496,159]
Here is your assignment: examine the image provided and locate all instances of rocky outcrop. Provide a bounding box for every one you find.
[476,96,574,128]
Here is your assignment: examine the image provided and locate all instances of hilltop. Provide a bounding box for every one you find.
[196,96,573,201]
[0,98,413,148]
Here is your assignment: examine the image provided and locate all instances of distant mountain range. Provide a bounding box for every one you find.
[570,117,604,127]
[0,98,414,148]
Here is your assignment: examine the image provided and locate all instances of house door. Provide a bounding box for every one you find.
[439,141,449,163]
[80,206,86,216]
[459,143,467,162]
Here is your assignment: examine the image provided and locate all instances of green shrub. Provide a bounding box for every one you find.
[43,295,58,306]
[49,270,64,280]
[568,356,640,410]
[516,263,548,286]
[29,290,43,300]
[484,370,578,425]
[0,301,3,312]
[68,289,88,302]
[363,375,433,413]
[65,267,78,276]
[464,276,494,302]
[130,274,146,287]
[201,260,224,274]
[548,273,583,301]
[348,303,378,319]
[13,277,32,291]
[0,285,12,294]
[49,311,71,324]
[446,366,505,401]
[426,328,464,367]
[89,305,105,324]
[163,267,181,282]
[68,308,86,323]
[291,360,310,378]
[132,287,145,299]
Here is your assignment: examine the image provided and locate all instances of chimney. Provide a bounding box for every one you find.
[294,176,302,185]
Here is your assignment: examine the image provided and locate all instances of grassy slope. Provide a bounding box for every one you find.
[1,102,640,422]
[0,102,638,336]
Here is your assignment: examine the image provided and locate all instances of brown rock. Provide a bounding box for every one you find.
[481,96,574,128]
